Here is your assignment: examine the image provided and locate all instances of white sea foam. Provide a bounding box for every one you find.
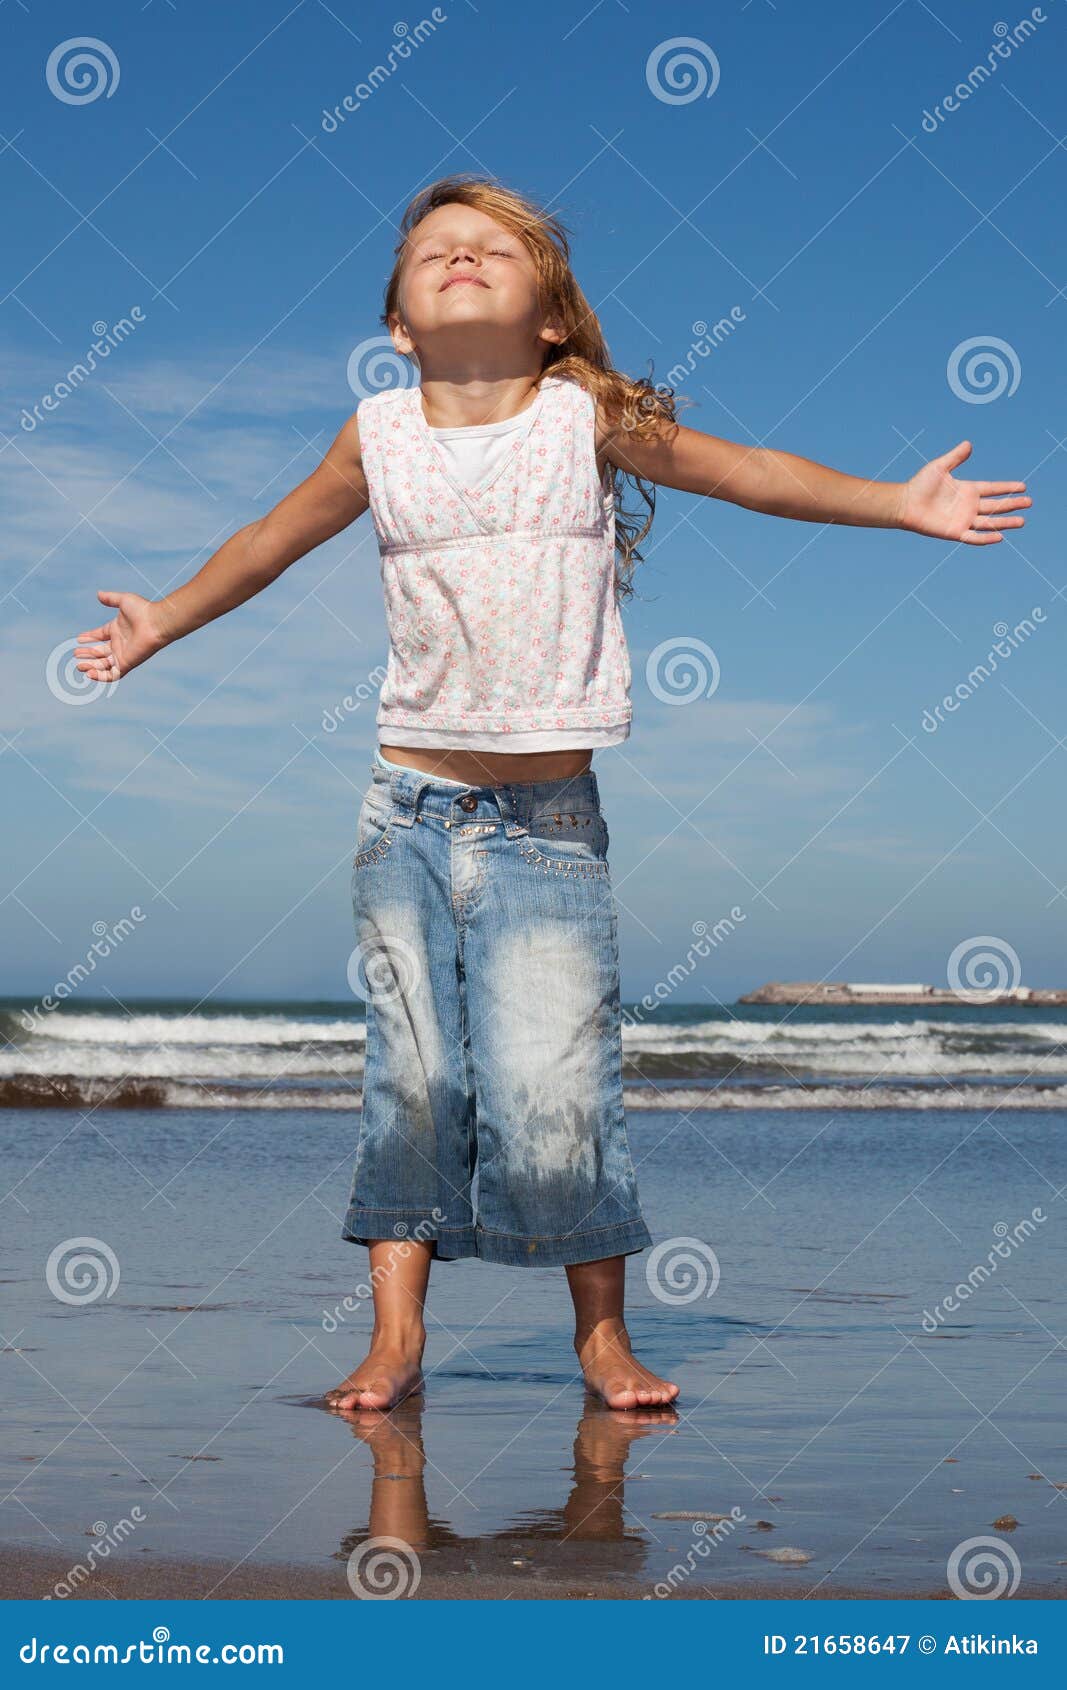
[22,1011,363,1047]
[6,1005,1066,1105]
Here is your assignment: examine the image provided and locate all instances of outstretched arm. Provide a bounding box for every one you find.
[603,416,1031,545]
[73,412,370,683]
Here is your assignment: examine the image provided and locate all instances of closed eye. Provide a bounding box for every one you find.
[419,247,513,263]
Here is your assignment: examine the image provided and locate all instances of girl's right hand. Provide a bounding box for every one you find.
[73,590,171,683]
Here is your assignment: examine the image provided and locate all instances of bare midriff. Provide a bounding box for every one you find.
[379,744,593,786]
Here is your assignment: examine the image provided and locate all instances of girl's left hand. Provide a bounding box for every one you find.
[896,439,1031,543]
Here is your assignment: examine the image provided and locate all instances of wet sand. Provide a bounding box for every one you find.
[10,1540,1053,1601]
[5,1097,1067,1601]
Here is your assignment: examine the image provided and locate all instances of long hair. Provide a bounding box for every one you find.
[379,174,690,602]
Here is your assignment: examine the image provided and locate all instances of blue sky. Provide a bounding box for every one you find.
[2,0,1064,1004]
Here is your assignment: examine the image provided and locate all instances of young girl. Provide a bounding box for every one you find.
[72,175,1030,1415]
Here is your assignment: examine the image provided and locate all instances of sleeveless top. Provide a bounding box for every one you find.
[357,372,633,752]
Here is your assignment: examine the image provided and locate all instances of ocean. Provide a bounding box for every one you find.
[2,996,1065,1597]
[5,995,1067,1113]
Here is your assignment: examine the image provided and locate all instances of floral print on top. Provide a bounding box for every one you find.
[357,373,633,748]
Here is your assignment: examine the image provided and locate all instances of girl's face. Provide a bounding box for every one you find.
[390,204,562,366]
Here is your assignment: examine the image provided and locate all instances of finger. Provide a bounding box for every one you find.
[939,439,972,470]
[73,643,111,658]
[973,514,1026,530]
[96,590,124,610]
[977,495,1031,513]
[978,481,1026,495]
[77,623,113,641]
[962,529,1003,545]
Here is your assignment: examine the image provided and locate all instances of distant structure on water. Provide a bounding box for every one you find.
[739,981,1063,1006]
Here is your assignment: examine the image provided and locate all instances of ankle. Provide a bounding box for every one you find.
[574,1318,630,1363]
[370,1322,425,1357]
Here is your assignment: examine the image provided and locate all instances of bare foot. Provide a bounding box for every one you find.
[576,1324,679,1410]
[323,1341,424,1413]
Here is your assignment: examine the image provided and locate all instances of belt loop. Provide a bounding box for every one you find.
[496,784,528,840]
[388,771,422,828]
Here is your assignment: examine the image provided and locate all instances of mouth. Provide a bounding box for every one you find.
[440,276,489,291]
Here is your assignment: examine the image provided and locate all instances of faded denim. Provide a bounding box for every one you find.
[342,758,652,1267]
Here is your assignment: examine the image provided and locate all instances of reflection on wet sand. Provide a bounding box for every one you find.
[332,1394,679,1583]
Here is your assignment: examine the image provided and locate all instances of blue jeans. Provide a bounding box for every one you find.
[343,755,652,1267]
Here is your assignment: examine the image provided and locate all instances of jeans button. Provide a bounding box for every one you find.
[459,793,478,812]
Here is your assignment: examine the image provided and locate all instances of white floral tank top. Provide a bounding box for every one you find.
[357,372,633,751]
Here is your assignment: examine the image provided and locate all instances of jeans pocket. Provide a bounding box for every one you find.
[518,808,610,877]
[353,794,398,869]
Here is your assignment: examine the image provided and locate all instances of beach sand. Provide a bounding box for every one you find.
[10,1540,1053,1601]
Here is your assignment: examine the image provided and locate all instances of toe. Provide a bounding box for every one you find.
[607,1381,639,1410]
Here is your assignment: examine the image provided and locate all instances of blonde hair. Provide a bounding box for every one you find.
[380,174,690,601]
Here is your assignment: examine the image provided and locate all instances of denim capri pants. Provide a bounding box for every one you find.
[342,756,652,1267]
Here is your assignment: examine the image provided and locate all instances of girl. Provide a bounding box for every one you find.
[72,175,1030,1414]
